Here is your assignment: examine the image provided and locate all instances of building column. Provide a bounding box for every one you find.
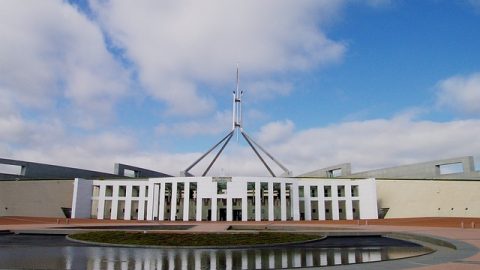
[305,185,312,221]
[345,184,353,220]
[158,182,165,221]
[318,185,326,220]
[280,182,287,221]
[124,185,132,220]
[242,193,248,221]
[211,197,217,221]
[292,183,300,221]
[183,182,190,221]
[332,185,340,220]
[170,182,177,221]
[152,183,160,220]
[227,197,233,221]
[137,185,145,220]
[97,184,106,220]
[146,183,155,221]
[255,182,261,221]
[268,182,274,221]
[110,185,119,220]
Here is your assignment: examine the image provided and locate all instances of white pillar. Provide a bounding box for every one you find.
[158,183,165,221]
[255,182,261,221]
[124,185,132,220]
[211,197,217,221]
[97,184,106,220]
[318,185,325,220]
[332,184,340,220]
[292,183,300,221]
[183,182,190,221]
[138,185,145,220]
[242,194,248,221]
[280,182,287,221]
[153,183,160,220]
[110,185,119,220]
[170,182,177,221]
[346,184,353,220]
[268,182,274,221]
[146,183,155,221]
[227,198,233,221]
[305,185,312,221]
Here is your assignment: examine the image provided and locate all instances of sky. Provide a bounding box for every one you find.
[1,0,480,177]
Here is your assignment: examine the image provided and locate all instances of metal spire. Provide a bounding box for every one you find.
[181,67,291,177]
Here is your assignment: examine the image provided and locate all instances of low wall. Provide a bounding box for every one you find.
[377,179,480,218]
[0,180,74,217]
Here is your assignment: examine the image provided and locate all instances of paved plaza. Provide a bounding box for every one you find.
[0,217,479,269]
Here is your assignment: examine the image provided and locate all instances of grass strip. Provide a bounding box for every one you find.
[69,231,321,246]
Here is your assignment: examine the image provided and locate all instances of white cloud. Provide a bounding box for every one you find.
[88,0,346,116]
[275,117,480,174]
[3,116,480,177]
[436,72,480,115]
[0,0,129,128]
[245,80,293,101]
[256,120,295,145]
[156,110,231,137]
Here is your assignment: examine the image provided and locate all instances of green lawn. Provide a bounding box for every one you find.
[69,231,321,246]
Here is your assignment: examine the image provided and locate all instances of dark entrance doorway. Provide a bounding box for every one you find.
[219,208,227,221]
[233,210,242,221]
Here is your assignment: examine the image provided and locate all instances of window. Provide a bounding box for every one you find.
[124,169,138,178]
[105,185,113,197]
[92,186,100,197]
[324,186,331,197]
[119,186,126,197]
[0,164,24,175]
[217,182,227,194]
[132,186,140,197]
[327,169,342,178]
[437,163,464,175]
[299,186,304,197]
[310,186,318,197]
[337,186,345,197]
[351,185,359,197]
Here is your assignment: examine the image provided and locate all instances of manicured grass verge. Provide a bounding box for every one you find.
[69,231,321,247]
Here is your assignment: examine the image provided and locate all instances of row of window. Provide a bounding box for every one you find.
[93,185,149,198]
[299,185,359,198]
[93,183,360,199]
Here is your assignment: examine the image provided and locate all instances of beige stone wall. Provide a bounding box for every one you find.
[0,180,74,217]
[377,179,480,218]
[1,178,479,219]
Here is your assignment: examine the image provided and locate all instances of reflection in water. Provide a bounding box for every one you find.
[0,244,430,269]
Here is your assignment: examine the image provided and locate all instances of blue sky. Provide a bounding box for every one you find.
[1,0,480,176]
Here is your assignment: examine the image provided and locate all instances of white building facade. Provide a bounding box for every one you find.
[72,177,378,221]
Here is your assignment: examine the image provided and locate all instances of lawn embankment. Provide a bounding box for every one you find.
[69,231,322,247]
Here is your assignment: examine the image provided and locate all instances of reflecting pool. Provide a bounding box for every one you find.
[0,235,432,269]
